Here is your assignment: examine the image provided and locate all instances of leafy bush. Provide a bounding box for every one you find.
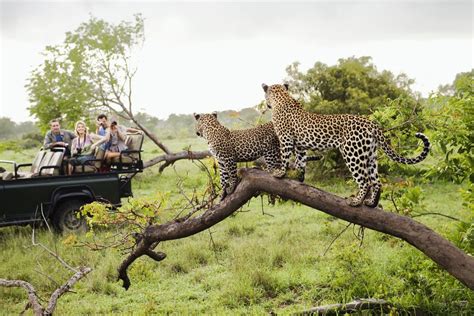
[425,71,473,183]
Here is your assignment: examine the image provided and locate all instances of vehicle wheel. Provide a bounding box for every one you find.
[52,199,88,234]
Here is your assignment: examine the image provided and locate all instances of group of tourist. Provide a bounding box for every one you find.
[43,114,141,174]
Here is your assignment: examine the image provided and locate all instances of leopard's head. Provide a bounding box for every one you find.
[261,83,290,110]
[194,112,219,139]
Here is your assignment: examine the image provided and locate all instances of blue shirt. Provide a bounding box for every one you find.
[98,126,107,136]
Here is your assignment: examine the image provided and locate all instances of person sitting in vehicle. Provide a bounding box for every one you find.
[68,121,104,174]
[43,119,76,156]
[103,120,128,164]
[96,114,109,136]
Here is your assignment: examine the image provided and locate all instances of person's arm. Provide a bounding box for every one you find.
[71,138,78,156]
[43,132,53,149]
[90,133,106,149]
[117,127,127,141]
[125,126,142,133]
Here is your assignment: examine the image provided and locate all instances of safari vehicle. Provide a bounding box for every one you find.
[0,132,144,233]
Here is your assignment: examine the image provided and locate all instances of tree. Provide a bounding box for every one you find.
[426,70,474,183]
[26,14,210,168]
[26,14,144,131]
[0,117,17,139]
[285,56,418,115]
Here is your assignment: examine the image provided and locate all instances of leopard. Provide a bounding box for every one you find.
[194,112,282,200]
[261,83,430,207]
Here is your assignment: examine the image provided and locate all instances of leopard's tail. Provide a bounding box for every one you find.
[376,131,430,164]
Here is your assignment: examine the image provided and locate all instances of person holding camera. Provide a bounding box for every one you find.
[103,120,129,163]
[95,114,142,170]
[69,121,104,174]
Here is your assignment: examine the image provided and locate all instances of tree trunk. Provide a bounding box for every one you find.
[118,168,474,290]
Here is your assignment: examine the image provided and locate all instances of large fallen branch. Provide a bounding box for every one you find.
[0,267,92,316]
[117,168,474,290]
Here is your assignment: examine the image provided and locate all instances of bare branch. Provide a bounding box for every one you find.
[0,267,92,316]
[0,279,44,316]
[44,267,92,315]
[144,150,212,170]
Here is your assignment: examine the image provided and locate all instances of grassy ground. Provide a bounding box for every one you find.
[0,139,473,314]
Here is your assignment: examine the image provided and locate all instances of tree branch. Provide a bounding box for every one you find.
[0,267,92,316]
[117,168,474,290]
[44,267,92,315]
[0,279,44,315]
[143,150,212,170]
[298,298,393,315]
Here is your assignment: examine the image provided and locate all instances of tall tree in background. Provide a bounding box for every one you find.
[26,14,210,167]
[27,14,145,128]
[285,56,417,115]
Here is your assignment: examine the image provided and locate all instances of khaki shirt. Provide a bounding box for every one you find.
[43,129,76,150]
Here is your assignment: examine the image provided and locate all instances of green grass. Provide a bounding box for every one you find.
[0,139,473,314]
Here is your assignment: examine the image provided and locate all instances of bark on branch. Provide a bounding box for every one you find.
[143,150,211,170]
[0,266,92,316]
[117,168,474,290]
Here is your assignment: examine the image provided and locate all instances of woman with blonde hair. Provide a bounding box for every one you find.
[68,121,104,174]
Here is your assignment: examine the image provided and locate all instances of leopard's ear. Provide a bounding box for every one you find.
[262,83,269,92]
[212,111,218,118]
[283,83,289,91]
[193,113,200,120]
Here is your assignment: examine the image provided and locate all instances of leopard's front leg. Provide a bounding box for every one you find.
[272,136,293,178]
[217,157,237,200]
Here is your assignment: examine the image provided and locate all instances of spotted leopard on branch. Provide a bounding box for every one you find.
[261,83,430,207]
[194,112,283,200]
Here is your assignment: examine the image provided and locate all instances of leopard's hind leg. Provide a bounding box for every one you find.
[364,138,382,208]
[295,146,307,182]
[341,143,370,207]
[263,145,282,174]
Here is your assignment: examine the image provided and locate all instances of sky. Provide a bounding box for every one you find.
[0,0,472,123]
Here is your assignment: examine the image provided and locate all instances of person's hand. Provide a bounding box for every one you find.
[55,141,66,147]
[90,143,97,151]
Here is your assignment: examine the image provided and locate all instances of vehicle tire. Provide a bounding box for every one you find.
[52,199,88,234]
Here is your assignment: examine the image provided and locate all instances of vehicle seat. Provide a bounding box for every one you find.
[1,171,13,180]
[17,150,64,178]
[71,147,105,174]
[110,133,144,168]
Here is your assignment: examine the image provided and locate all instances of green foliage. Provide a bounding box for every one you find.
[26,14,144,131]
[425,70,473,183]
[0,132,42,153]
[381,179,426,217]
[0,117,39,140]
[286,56,417,115]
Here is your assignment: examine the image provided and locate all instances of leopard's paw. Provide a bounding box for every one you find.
[272,169,286,178]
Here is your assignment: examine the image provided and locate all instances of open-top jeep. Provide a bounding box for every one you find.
[0,132,144,233]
